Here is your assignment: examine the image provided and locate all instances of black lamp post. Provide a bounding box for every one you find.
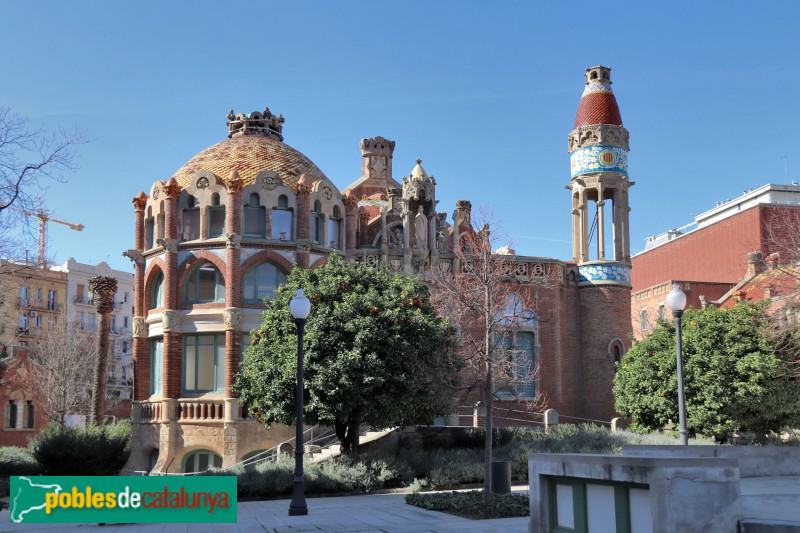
[288,288,311,516]
[666,283,688,445]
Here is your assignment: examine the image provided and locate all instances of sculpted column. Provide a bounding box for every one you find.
[224,170,243,402]
[296,175,311,269]
[131,193,149,401]
[343,191,358,250]
[161,178,182,402]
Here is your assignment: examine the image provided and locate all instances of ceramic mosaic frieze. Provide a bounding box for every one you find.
[578,263,631,284]
[582,81,613,95]
[570,145,628,177]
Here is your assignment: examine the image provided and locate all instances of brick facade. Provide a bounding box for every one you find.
[126,68,634,473]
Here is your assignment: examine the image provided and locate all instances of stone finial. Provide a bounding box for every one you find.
[132,192,148,212]
[162,178,182,199]
[584,65,612,85]
[226,169,244,192]
[359,136,396,158]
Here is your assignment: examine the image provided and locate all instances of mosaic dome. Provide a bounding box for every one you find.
[573,67,623,129]
[169,110,329,192]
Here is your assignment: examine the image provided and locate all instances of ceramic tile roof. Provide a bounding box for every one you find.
[573,81,622,128]
[170,134,329,192]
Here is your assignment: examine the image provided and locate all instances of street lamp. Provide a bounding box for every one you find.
[665,283,688,446]
[288,288,311,516]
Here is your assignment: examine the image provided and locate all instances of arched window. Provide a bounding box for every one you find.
[151,271,164,309]
[145,206,154,249]
[208,193,225,238]
[182,195,200,241]
[311,199,324,245]
[244,193,266,238]
[182,450,222,473]
[495,331,536,398]
[328,205,341,249]
[610,339,625,372]
[272,194,292,240]
[147,449,159,473]
[184,262,225,304]
[243,262,287,303]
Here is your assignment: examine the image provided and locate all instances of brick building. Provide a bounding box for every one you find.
[630,184,800,337]
[125,66,634,473]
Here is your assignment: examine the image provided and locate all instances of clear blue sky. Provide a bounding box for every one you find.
[2,2,798,272]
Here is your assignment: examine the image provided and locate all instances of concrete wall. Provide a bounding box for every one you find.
[623,445,800,478]
[528,453,740,533]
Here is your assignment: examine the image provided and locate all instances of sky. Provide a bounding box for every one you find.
[1,2,799,272]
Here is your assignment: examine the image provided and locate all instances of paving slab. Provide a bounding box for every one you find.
[0,492,529,533]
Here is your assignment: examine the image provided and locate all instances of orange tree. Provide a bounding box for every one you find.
[613,300,800,441]
[233,254,461,455]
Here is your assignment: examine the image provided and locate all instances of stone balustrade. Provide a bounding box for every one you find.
[177,399,225,421]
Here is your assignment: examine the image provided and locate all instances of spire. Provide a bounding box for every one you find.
[573,66,622,128]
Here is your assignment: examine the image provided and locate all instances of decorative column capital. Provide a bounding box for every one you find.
[133,317,147,338]
[132,192,149,212]
[296,174,312,197]
[162,310,182,333]
[163,178,182,199]
[226,233,242,249]
[226,169,245,193]
[223,308,242,331]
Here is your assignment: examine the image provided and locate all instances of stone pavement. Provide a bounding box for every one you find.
[0,491,530,533]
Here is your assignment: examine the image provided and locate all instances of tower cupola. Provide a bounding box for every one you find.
[567,66,633,286]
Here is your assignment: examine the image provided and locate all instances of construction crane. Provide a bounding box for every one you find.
[20,208,85,269]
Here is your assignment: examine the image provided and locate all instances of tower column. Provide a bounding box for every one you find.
[162,178,182,399]
[224,171,244,397]
[343,191,358,250]
[131,192,149,401]
[296,176,311,269]
[597,180,605,260]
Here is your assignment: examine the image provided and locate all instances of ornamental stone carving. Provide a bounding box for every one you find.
[162,310,182,333]
[122,249,145,266]
[133,317,147,338]
[196,176,209,189]
[162,178,182,199]
[152,187,160,200]
[568,124,630,153]
[322,185,333,200]
[261,174,279,190]
[156,238,178,253]
[223,308,242,331]
[132,192,148,212]
[226,233,241,249]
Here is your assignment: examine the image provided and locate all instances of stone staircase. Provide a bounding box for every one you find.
[310,427,396,463]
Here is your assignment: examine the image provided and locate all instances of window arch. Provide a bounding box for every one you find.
[244,193,266,238]
[328,206,342,249]
[145,206,154,249]
[609,339,625,371]
[208,193,225,238]
[495,294,538,399]
[151,271,164,309]
[182,449,222,473]
[182,195,200,241]
[157,201,165,241]
[243,262,287,303]
[272,194,292,240]
[311,200,324,245]
[184,262,225,304]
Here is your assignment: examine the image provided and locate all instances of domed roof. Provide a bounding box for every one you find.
[573,66,623,129]
[170,131,329,192]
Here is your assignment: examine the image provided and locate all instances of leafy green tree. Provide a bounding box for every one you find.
[614,301,800,441]
[233,254,461,455]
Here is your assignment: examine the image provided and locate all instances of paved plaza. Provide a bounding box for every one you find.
[0,491,529,533]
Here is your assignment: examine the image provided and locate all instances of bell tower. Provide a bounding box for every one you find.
[567,66,633,421]
[568,65,633,283]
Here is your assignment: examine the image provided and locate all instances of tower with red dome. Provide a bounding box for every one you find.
[567,66,633,420]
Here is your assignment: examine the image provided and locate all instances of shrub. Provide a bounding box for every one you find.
[30,421,131,476]
[405,490,529,519]
[0,447,40,497]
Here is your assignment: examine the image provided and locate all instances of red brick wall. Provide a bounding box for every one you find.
[0,355,47,447]
[631,207,764,289]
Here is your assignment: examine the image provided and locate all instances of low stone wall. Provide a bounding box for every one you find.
[622,445,800,478]
[528,453,740,533]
